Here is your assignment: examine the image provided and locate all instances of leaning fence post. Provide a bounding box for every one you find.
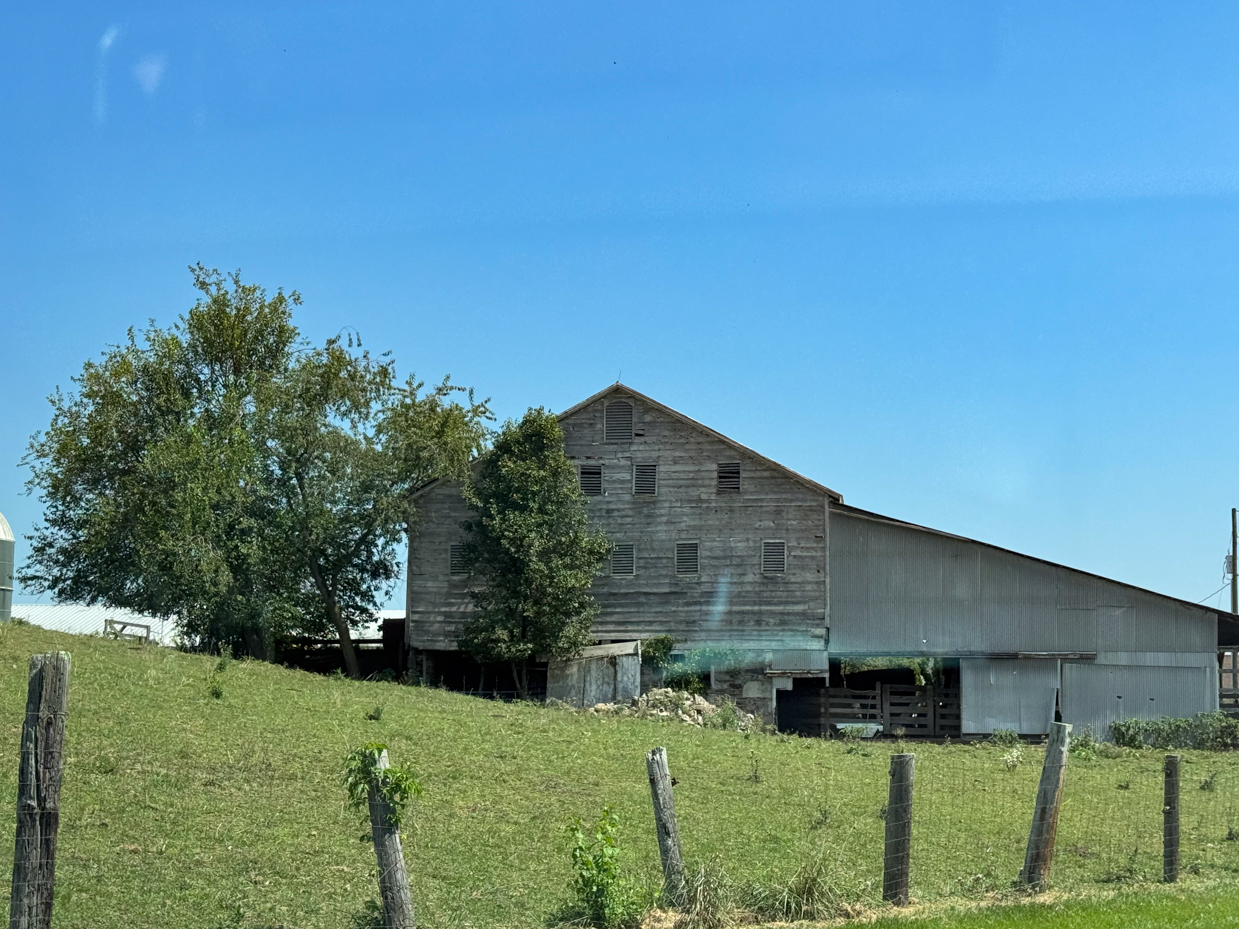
[882,753,915,906]
[1019,722,1071,890]
[9,652,71,929]
[367,749,415,929]
[1163,754,1181,883]
[646,747,687,906]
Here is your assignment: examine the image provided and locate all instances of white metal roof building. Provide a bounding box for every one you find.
[10,603,177,646]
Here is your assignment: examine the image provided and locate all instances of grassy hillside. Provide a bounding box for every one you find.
[4,623,1239,928]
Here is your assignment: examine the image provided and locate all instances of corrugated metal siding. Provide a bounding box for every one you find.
[829,511,1215,657]
[960,658,1058,735]
[1062,662,1218,740]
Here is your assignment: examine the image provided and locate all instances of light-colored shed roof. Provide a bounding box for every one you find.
[0,511,13,543]
[10,603,177,645]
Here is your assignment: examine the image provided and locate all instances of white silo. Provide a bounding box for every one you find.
[0,511,13,623]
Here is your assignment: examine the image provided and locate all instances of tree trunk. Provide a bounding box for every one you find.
[510,660,528,700]
[309,560,361,679]
[333,614,361,680]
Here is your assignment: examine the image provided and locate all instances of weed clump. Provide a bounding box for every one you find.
[674,864,734,929]
[748,856,853,922]
[988,729,1021,748]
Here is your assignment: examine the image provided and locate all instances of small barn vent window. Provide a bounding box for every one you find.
[579,464,603,496]
[675,541,699,576]
[633,463,658,495]
[761,540,787,575]
[449,544,467,576]
[605,400,634,442]
[612,543,635,576]
[717,462,741,493]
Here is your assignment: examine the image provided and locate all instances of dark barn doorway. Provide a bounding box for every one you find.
[776,677,826,736]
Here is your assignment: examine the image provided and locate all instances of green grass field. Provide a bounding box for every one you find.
[3,623,1239,928]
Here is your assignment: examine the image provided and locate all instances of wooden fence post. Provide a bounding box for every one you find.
[367,749,415,929]
[646,747,687,906]
[1019,722,1071,890]
[882,753,915,906]
[9,652,71,929]
[1163,754,1181,883]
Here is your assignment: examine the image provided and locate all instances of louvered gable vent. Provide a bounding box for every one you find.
[611,543,635,576]
[675,541,699,575]
[605,400,633,442]
[449,543,467,576]
[761,540,786,574]
[579,464,603,496]
[633,463,657,495]
[717,462,741,493]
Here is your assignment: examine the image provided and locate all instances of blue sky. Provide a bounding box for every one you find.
[3,2,1239,611]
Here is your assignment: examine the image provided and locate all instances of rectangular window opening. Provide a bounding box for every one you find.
[761,540,787,575]
[579,464,603,496]
[717,462,741,493]
[449,543,467,576]
[676,541,700,576]
[633,463,658,495]
[612,542,635,576]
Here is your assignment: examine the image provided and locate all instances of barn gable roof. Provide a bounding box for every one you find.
[560,383,844,502]
[412,382,844,503]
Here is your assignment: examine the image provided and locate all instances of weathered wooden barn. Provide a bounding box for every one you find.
[406,384,1229,740]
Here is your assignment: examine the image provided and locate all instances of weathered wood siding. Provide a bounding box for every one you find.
[406,391,829,651]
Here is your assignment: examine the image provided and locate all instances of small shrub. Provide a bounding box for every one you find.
[215,645,232,673]
[837,725,864,742]
[1070,726,1098,759]
[705,699,741,732]
[746,752,761,784]
[564,807,644,929]
[1117,781,1130,791]
[1110,711,1239,751]
[989,728,1021,748]
[364,706,383,721]
[641,635,676,671]
[1002,746,1024,770]
[663,670,706,695]
[342,743,422,830]
[207,670,225,700]
[1200,771,1219,792]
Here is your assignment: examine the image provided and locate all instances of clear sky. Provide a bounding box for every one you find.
[3,3,1239,612]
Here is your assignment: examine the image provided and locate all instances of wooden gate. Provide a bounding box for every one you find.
[826,684,960,738]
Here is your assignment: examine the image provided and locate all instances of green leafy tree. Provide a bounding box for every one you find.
[22,266,490,675]
[457,408,610,699]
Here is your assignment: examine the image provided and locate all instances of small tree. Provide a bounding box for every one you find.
[23,266,490,673]
[458,408,609,699]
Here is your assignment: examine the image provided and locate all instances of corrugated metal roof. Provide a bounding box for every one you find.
[10,603,176,645]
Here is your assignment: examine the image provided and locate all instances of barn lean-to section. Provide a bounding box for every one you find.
[404,383,1229,739]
